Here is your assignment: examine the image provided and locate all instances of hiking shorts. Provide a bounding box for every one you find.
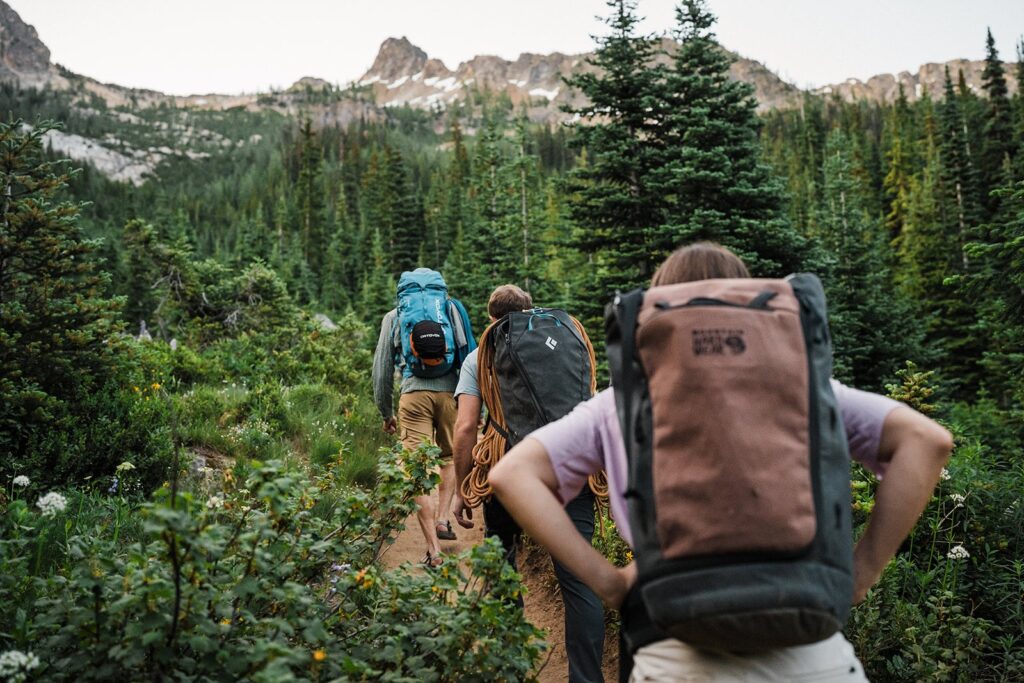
[629,634,868,682]
[398,390,456,462]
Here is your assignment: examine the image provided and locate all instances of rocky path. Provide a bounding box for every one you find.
[382,508,618,682]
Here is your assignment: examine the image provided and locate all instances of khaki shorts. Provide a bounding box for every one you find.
[630,634,868,682]
[398,390,456,462]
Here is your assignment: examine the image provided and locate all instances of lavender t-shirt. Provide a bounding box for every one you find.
[531,380,902,547]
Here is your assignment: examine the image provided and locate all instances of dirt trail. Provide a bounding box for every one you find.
[382,509,618,682]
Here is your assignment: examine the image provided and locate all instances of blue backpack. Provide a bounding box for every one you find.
[395,268,475,379]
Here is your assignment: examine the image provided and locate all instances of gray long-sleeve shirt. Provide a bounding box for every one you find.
[372,309,459,419]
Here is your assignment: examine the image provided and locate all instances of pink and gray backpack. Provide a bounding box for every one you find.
[606,273,852,652]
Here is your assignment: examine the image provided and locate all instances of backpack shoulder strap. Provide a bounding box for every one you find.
[449,299,477,363]
[606,289,644,455]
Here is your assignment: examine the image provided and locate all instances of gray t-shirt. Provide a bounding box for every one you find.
[454,348,480,399]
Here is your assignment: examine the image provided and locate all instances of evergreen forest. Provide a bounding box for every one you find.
[1,1,1023,680]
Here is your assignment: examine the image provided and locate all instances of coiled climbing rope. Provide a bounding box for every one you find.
[461,312,608,509]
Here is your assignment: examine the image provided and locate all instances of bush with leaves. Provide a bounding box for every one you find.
[0,444,544,681]
[845,364,1024,680]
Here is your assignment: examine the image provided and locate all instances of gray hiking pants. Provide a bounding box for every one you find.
[484,487,605,683]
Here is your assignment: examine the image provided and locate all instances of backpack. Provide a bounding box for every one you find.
[395,269,474,379]
[462,308,598,506]
[605,274,853,652]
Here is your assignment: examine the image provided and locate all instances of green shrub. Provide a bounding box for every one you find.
[0,446,544,681]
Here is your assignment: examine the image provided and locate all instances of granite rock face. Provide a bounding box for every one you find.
[0,0,51,85]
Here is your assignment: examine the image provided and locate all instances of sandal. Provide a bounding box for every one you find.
[422,551,444,569]
[436,520,457,541]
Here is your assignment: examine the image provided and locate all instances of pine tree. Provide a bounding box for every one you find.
[357,228,396,323]
[655,0,811,276]
[321,191,355,313]
[295,118,327,279]
[980,29,1017,217]
[883,86,916,238]
[0,122,123,473]
[386,147,426,276]
[894,98,949,305]
[122,218,162,325]
[817,130,924,389]
[962,180,1024,407]
[561,0,669,328]
[940,68,984,269]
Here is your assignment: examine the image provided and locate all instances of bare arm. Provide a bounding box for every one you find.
[454,394,481,489]
[490,437,635,608]
[372,310,397,428]
[853,406,954,601]
[451,394,481,528]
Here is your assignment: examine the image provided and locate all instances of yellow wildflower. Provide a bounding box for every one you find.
[151,382,161,390]
[313,649,327,662]
[220,618,231,626]
[132,386,140,392]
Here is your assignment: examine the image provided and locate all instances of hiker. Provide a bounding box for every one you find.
[452,284,605,683]
[490,243,953,682]
[372,267,475,568]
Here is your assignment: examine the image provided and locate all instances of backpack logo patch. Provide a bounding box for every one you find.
[545,336,558,351]
[692,329,746,356]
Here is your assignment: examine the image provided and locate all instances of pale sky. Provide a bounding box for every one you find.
[9,0,1024,96]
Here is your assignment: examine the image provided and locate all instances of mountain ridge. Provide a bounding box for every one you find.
[2,1,1017,116]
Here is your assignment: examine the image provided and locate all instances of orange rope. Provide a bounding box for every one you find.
[461,313,608,508]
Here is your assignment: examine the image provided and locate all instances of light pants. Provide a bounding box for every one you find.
[630,633,869,682]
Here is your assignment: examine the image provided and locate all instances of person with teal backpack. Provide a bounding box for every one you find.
[372,268,475,567]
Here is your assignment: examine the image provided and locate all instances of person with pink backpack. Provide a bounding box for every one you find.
[490,243,953,681]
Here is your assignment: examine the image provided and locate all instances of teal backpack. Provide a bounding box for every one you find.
[395,268,475,379]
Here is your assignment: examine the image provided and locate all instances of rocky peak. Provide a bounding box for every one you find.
[815,58,1019,103]
[288,76,331,91]
[363,36,429,83]
[0,0,51,83]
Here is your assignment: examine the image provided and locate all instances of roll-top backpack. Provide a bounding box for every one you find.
[605,274,853,653]
[462,308,600,506]
[395,268,474,379]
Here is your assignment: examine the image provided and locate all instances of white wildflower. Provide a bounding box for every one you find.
[949,493,966,507]
[947,544,970,560]
[12,475,29,488]
[115,461,136,474]
[36,491,67,517]
[0,649,41,682]
[940,468,951,481]
[206,495,224,509]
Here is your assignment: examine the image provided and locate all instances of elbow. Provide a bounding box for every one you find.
[489,457,513,498]
[915,417,954,465]
[932,424,954,464]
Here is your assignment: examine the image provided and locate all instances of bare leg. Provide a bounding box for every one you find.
[415,492,442,558]
[437,462,456,528]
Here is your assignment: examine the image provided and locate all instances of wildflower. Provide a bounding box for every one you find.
[947,544,970,560]
[949,493,966,507]
[12,475,29,488]
[133,386,140,392]
[206,495,224,509]
[312,649,327,662]
[36,491,67,517]
[940,468,951,481]
[108,476,119,494]
[220,618,231,626]
[330,563,351,572]
[151,382,161,390]
[0,649,41,682]
[115,461,136,474]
